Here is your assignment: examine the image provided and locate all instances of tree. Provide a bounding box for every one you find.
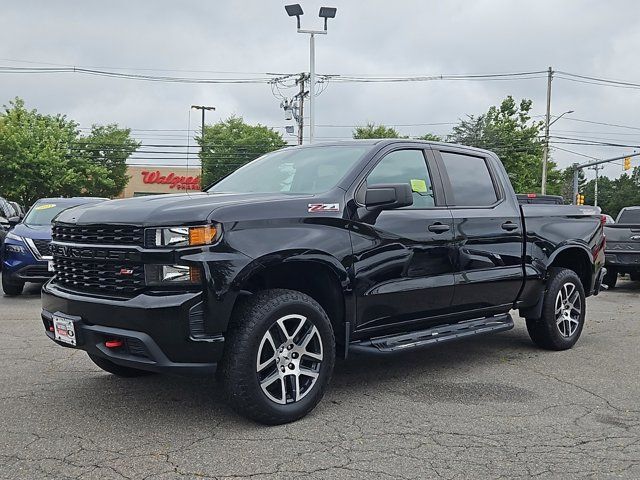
[417,133,443,142]
[198,116,286,186]
[448,96,562,194]
[0,98,139,206]
[558,166,586,203]
[352,123,405,139]
[583,167,640,217]
[74,125,140,198]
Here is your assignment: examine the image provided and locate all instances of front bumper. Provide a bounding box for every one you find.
[41,281,224,376]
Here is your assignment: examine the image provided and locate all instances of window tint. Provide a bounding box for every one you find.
[440,152,498,206]
[367,149,435,208]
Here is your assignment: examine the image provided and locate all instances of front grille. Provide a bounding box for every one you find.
[32,239,52,257]
[52,224,145,246]
[53,257,145,294]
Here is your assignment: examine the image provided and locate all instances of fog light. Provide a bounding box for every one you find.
[145,264,201,286]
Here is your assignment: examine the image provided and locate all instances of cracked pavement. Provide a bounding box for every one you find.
[1,280,639,479]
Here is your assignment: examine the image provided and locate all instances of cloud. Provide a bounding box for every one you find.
[1,0,640,179]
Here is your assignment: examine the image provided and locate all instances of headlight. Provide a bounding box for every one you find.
[5,244,25,253]
[6,232,23,242]
[147,225,220,248]
[145,264,201,285]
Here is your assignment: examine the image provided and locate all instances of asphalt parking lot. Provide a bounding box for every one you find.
[1,281,639,479]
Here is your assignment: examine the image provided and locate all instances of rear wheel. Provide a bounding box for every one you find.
[88,353,155,377]
[2,274,24,296]
[219,289,335,425]
[603,268,618,289]
[526,268,586,351]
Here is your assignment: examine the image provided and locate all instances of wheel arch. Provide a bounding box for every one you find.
[547,245,593,294]
[231,252,352,348]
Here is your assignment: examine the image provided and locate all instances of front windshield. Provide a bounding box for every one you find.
[24,202,82,226]
[207,145,369,195]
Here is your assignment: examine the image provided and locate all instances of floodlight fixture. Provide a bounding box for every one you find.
[285,4,304,28]
[319,7,337,30]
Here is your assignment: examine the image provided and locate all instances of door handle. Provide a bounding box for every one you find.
[501,221,519,231]
[428,222,450,233]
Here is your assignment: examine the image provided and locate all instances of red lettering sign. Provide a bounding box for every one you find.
[141,170,201,190]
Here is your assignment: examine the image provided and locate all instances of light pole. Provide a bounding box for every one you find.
[541,109,574,194]
[191,105,215,152]
[285,4,337,144]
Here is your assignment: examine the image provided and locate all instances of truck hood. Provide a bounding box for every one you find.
[53,192,317,226]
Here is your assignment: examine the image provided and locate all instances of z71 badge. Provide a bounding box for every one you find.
[308,203,339,213]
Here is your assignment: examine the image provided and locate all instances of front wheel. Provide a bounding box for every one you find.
[2,273,24,296]
[526,268,586,351]
[219,289,336,425]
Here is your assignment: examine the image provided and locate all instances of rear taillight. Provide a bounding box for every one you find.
[600,215,607,227]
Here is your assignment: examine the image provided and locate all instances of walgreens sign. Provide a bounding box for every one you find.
[141,170,201,190]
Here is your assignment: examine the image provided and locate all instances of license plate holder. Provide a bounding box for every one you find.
[53,314,78,346]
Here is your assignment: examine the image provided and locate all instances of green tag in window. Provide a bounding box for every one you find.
[410,179,428,193]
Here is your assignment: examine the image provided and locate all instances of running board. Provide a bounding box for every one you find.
[349,314,514,355]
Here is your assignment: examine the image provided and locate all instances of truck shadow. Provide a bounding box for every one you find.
[44,327,538,426]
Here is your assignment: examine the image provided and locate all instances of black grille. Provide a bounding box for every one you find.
[32,239,52,257]
[53,257,145,294]
[52,224,145,246]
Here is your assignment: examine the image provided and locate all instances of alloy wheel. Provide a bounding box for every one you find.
[555,282,581,337]
[256,314,323,405]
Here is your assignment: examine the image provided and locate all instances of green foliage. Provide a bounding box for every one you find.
[583,167,640,218]
[352,123,405,139]
[448,96,561,194]
[417,133,443,142]
[557,166,586,203]
[0,98,139,206]
[199,116,286,186]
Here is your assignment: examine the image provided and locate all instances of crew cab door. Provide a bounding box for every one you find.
[348,146,455,333]
[432,147,524,312]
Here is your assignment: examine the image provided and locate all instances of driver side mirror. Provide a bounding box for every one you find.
[8,216,20,227]
[364,183,413,210]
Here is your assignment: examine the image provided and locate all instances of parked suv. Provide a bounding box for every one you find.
[2,197,106,295]
[41,141,604,423]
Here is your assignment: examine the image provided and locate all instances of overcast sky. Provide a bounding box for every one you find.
[2,0,640,181]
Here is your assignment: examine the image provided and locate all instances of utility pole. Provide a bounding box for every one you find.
[295,73,307,145]
[541,66,553,195]
[591,164,601,207]
[191,105,215,151]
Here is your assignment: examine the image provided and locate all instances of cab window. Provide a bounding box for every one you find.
[366,150,435,208]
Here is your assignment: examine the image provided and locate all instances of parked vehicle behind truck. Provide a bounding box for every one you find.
[41,140,605,424]
[604,206,640,287]
[2,197,106,295]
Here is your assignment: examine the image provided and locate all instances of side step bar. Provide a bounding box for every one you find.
[349,314,514,355]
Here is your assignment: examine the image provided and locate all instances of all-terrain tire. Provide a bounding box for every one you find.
[526,268,586,351]
[603,268,618,289]
[88,353,155,377]
[219,289,336,425]
[2,274,24,296]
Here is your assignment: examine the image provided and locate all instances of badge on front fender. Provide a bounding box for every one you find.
[308,203,339,213]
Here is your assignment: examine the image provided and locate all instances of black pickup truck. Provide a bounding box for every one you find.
[603,206,640,287]
[42,140,605,424]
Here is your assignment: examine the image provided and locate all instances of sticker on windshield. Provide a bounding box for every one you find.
[34,203,56,211]
[308,203,339,213]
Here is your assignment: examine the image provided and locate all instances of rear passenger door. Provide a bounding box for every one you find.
[433,147,524,312]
